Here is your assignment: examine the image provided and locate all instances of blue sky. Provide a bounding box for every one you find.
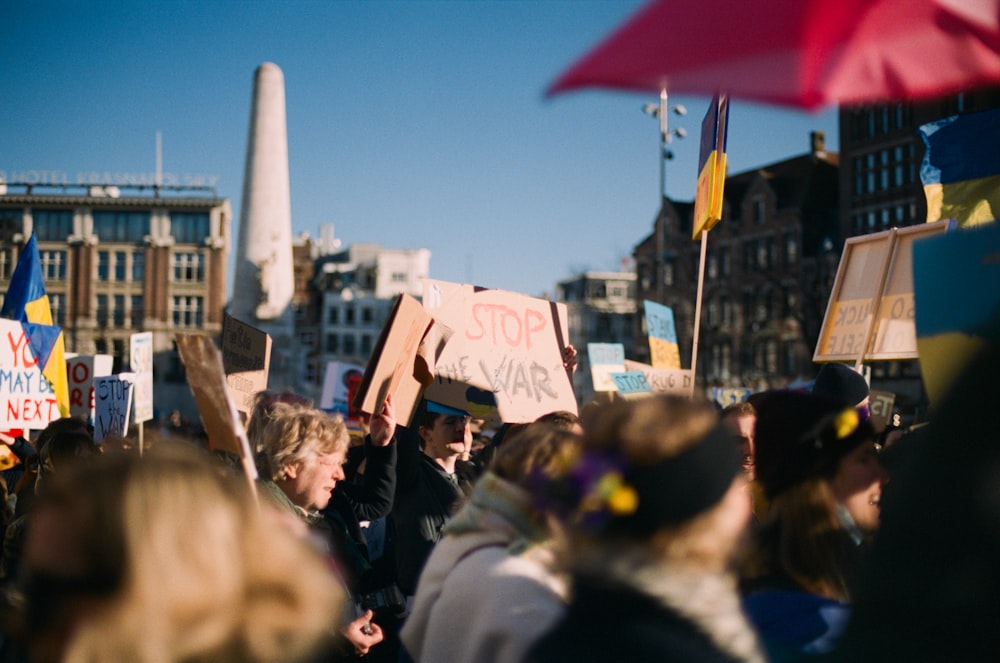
[1,0,838,298]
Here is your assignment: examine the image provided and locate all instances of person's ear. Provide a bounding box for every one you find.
[418,426,432,448]
[284,463,299,479]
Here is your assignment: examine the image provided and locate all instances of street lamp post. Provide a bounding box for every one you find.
[642,89,686,303]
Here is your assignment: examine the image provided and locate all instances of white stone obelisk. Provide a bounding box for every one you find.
[230,62,299,392]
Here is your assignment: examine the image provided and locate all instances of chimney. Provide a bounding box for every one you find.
[811,131,826,158]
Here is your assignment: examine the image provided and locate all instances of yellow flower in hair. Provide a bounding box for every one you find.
[607,484,639,516]
[833,408,860,439]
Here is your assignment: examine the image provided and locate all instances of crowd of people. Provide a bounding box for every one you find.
[0,337,993,662]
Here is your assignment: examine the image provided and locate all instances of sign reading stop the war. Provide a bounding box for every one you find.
[423,279,577,424]
[66,354,113,425]
[814,220,951,363]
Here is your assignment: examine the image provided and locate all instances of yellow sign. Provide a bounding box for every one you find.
[693,94,729,240]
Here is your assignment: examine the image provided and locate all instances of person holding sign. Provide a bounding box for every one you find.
[250,395,398,659]
[392,401,476,603]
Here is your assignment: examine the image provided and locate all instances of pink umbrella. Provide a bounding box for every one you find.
[548,0,1000,110]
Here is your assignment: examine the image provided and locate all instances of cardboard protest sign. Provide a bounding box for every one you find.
[423,280,577,424]
[913,222,1000,405]
[129,332,154,423]
[623,359,694,397]
[0,319,62,429]
[610,371,653,398]
[587,343,626,393]
[644,300,681,369]
[354,294,450,426]
[92,373,134,442]
[868,389,896,433]
[710,387,752,408]
[175,333,257,484]
[221,314,272,415]
[815,221,950,362]
[320,361,365,418]
[66,354,113,424]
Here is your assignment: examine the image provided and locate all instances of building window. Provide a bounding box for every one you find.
[360,334,372,356]
[170,212,210,244]
[343,335,356,356]
[756,240,769,270]
[131,295,144,328]
[132,251,145,281]
[97,251,109,280]
[326,334,339,353]
[391,272,407,282]
[328,308,339,324]
[753,198,765,225]
[345,306,355,324]
[113,339,127,373]
[171,252,204,282]
[766,340,779,375]
[92,211,150,242]
[96,294,109,327]
[40,250,66,280]
[113,294,125,327]
[171,296,203,327]
[720,246,730,277]
[33,209,73,241]
[663,260,675,287]
[362,307,373,324]
[707,252,718,280]
[785,232,798,265]
[115,251,126,280]
[49,293,65,326]
[0,248,12,280]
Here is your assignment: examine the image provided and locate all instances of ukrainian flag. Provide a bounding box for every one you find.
[913,222,1000,405]
[1,234,70,417]
[920,108,1000,227]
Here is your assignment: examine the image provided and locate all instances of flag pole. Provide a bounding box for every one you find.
[690,231,709,391]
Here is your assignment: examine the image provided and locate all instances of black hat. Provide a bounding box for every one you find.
[812,363,870,407]
[754,390,875,499]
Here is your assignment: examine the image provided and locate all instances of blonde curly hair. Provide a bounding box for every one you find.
[255,402,349,482]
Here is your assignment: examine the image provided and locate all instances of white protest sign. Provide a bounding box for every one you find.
[129,332,154,423]
[623,359,694,397]
[0,319,62,429]
[66,354,113,424]
[423,280,577,424]
[92,373,135,442]
[588,343,626,393]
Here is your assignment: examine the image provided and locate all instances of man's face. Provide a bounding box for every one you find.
[419,414,471,462]
[724,413,756,479]
[282,447,346,511]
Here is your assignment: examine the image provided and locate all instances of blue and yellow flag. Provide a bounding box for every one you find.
[919,108,1000,227]
[1,234,70,417]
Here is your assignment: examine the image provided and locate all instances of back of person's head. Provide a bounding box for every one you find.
[534,410,583,433]
[812,363,869,408]
[256,402,348,482]
[20,442,343,663]
[721,400,756,420]
[489,422,582,488]
[545,395,746,570]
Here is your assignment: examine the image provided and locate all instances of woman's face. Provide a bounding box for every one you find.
[830,441,887,532]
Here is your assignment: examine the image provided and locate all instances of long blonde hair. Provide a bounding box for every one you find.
[33,443,343,663]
